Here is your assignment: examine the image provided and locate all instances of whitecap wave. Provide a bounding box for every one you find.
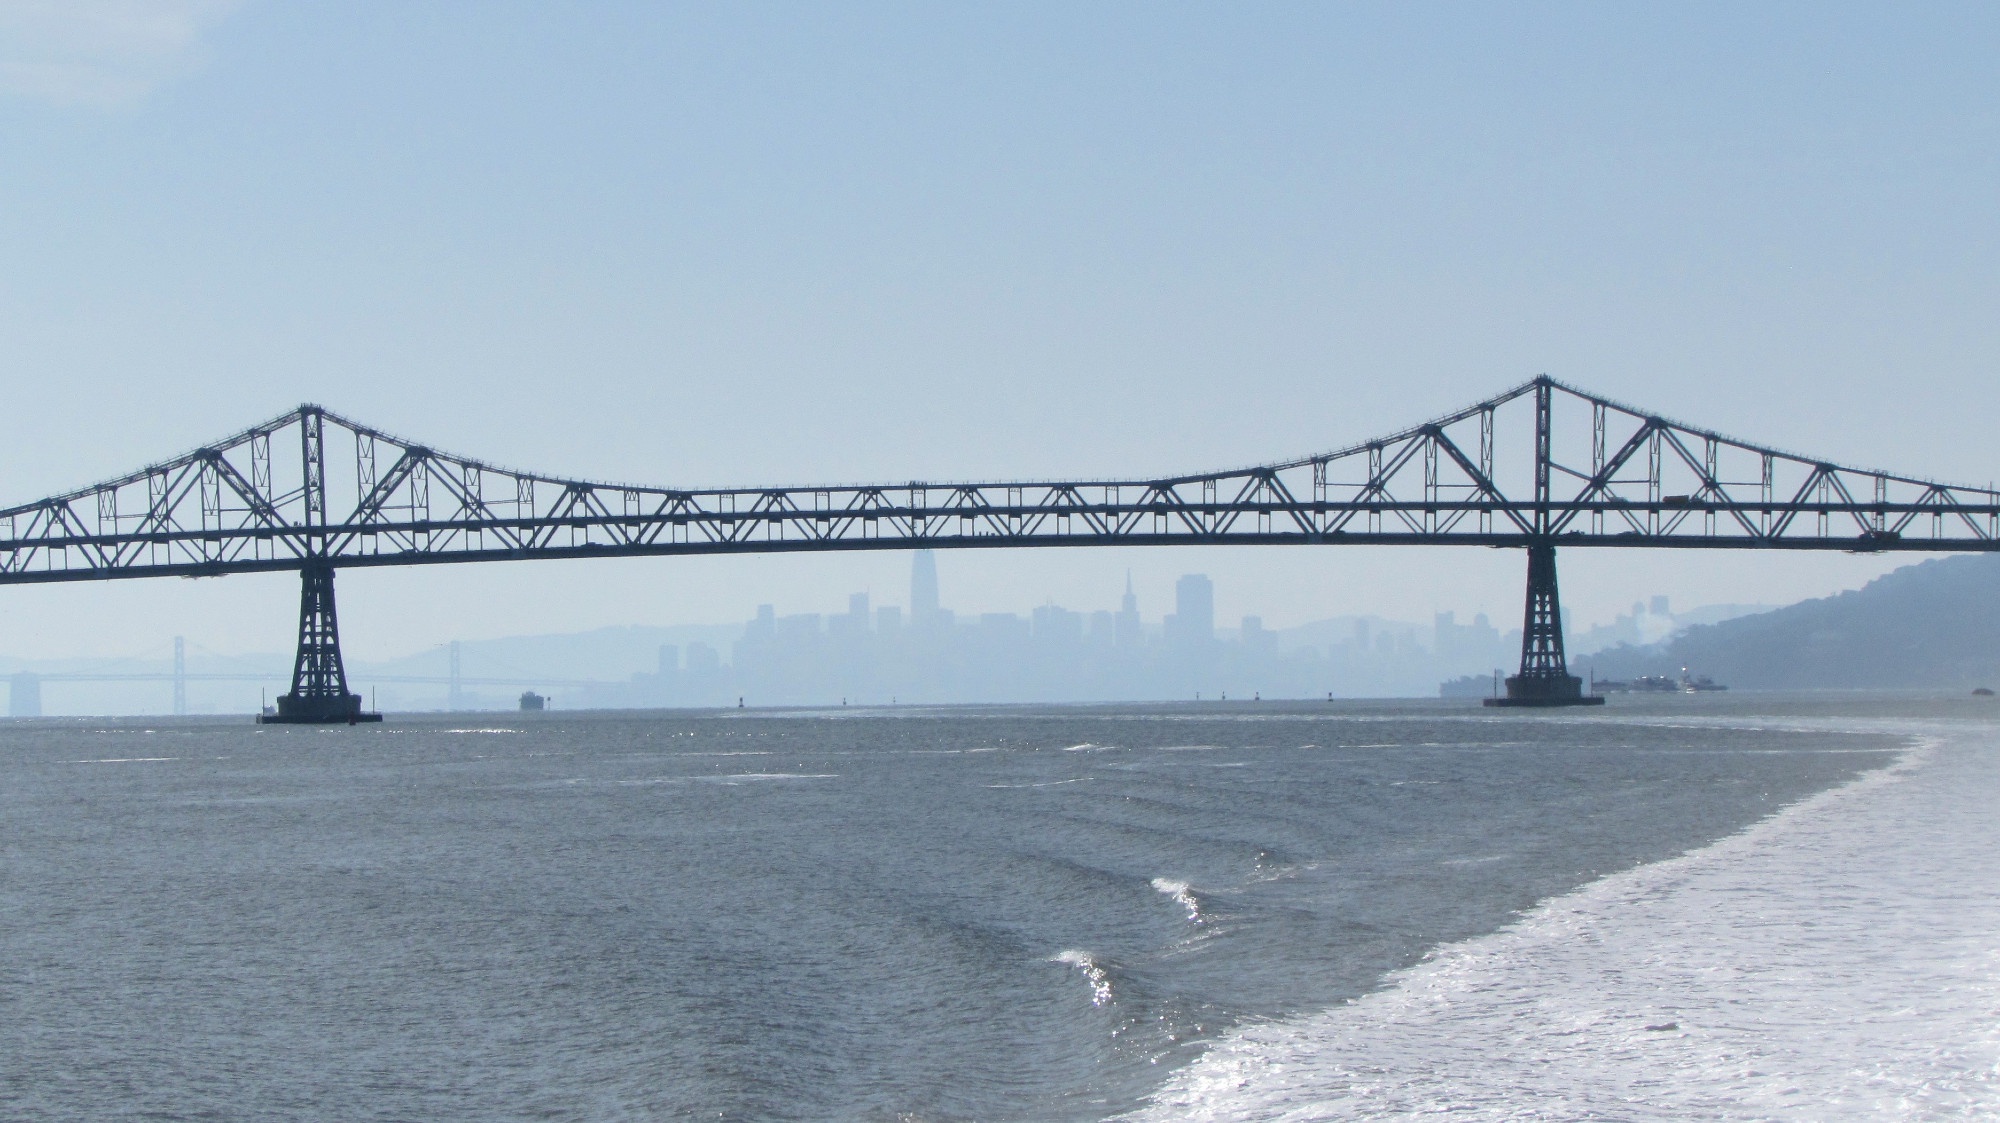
[1053,949,1115,1007]
[1151,877,1204,924]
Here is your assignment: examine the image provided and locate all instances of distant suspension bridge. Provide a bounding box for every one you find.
[5,639,615,718]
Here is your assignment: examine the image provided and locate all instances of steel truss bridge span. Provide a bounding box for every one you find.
[6,377,1995,718]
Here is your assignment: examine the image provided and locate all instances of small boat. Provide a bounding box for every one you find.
[1680,668,1726,692]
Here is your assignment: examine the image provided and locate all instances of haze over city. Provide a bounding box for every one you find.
[6,545,1768,716]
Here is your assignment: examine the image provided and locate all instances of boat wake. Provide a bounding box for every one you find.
[1133,725,2000,1120]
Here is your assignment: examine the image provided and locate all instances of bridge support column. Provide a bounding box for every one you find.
[258,560,381,724]
[1484,542,1604,708]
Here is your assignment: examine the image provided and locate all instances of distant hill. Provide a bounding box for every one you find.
[1585,553,2000,690]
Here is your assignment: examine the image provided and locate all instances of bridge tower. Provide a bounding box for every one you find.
[1485,542,1602,707]
[259,561,381,723]
[1486,379,1604,708]
[258,409,380,724]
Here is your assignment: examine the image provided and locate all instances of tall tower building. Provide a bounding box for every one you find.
[911,549,940,621]
[1168,573,1215,645]
[1115,571,1142,647]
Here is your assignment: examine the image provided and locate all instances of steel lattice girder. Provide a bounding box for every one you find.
[2,376,1996,585]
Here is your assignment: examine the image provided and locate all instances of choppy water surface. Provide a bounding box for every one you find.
[0,700,1967,1120]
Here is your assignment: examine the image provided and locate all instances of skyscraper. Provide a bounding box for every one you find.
[1166,573,1214,646]
[911,549,940,621]
[1115,571,1142,647]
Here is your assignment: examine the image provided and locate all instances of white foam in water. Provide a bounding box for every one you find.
[1153,877,1204,924]
[1056,949,1116,1007]
[1137,725,2000,1121]
[697,772,838,783]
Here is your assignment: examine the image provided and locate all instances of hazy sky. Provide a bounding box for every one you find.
[1,2,1996,662]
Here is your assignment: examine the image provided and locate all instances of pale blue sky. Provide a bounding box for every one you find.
[1,2,1996,660]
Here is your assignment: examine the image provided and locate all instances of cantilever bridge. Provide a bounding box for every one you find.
[4,376,1994,719]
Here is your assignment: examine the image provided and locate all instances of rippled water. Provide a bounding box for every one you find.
[0,700,1966,1120]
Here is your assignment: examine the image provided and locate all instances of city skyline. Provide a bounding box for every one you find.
[6,547,1763,716]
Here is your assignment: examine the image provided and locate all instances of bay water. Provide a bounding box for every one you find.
[0,698,1987,1120]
